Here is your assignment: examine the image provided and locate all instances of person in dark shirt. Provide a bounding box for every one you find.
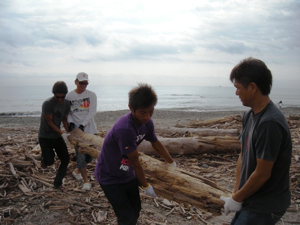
[38,81,70,191]
[220,58,292,225]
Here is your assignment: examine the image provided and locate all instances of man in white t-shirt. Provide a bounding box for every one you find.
[66,72,98,191]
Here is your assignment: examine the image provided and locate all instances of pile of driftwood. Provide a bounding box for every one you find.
[0,114,299,225]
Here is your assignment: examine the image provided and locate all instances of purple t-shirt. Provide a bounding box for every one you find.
[94,112,158,185]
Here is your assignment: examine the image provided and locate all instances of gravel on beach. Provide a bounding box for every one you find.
[0,107,299,130]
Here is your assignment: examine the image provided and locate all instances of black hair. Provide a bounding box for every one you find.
[52,81,68,95]
[128,83,157,110]
[230,57,272,95]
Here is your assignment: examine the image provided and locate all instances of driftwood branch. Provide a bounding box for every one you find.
[7,162,17,177]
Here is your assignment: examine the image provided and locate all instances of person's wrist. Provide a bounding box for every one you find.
[142,183,150,189]
[231,195,243,204]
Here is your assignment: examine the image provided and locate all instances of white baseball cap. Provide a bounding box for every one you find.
[76,72,89,81]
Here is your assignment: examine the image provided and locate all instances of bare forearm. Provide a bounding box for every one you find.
[132,163,148,187]
[233,153,242,193]
[151,141,173,163]
[128,149,152,187]
[233,158,273,202]
[62,119,69,132]
[47,121,62,135]
[233,170,270,202]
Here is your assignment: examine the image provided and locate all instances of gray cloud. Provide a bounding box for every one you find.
[0,0,299,87]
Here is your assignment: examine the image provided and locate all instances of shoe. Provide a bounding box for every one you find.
[72,171,83,181]
[53,185,68,192]
[82,183,91,191]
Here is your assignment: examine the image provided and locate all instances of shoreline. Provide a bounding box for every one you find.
[0,107,299,130]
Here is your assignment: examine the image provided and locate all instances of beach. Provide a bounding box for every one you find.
[1,107,299,130]
[0,107,299,224]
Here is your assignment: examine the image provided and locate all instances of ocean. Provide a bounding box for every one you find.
[0,85,299,117]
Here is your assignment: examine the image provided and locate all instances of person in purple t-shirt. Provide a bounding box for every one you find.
[94,83,176,225]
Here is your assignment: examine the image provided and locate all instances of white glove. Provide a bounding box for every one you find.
[169,161,176,167]
[61,133,70,142]
[143,184,157,198]
[220,196,243,215]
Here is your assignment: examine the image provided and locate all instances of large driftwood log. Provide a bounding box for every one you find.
[188,115,241,127]
[68,129,230,214]
[138,136,240,155]
[155,127,239,137]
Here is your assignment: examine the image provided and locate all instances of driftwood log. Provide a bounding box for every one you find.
[138,136,240,155]
[187,115,242,128]
[68,129,231,214]
[155,127,239,137]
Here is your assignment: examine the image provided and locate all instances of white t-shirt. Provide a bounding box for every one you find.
[66,89,98,134]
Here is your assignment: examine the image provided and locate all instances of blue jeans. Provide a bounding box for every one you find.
[39,137,69,187]
[100,178,141,225]
[231,210,286,225]
[75,147,93,169]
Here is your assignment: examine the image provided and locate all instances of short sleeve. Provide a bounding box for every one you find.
[144,120,157,143]
[255,121,284,161]
[42,100,52,115]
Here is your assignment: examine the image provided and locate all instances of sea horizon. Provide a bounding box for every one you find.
[0,85,299,117]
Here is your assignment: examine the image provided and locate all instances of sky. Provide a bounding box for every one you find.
[0,0,299,88]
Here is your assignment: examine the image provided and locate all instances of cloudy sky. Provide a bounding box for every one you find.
[1,0,299,88]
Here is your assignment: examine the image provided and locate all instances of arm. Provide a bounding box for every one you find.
[232,158,274,203]
[151,140,174,164]
[220,157,273,215]
[62,114,69,132]
[44,114,63,135]
[233,152,242,193]
[127,149,148,187]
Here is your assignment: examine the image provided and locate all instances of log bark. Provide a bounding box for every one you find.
[155,127,239,137]
[138,136,240,155]
[187,115,241,127]
[7,162,17,177]
[10,159,33,168]
[140,152,230,214]
[26,154,39,168]
[68,129,231,214]
[289,115,300,120]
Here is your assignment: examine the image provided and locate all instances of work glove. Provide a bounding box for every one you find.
[142,184,157,198]
[79,125,85,131]
[69,123,75,132]
[220,195,243,215]
[169,161,176,167]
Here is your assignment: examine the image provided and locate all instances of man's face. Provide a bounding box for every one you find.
[130,104,155,125]
[54,93,66,104]
[75,79,89,93]
[233,80,253,107]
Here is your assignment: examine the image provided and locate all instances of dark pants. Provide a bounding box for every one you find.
[100,178,141,225]
[39,137,69,187]
[231,210,286,225]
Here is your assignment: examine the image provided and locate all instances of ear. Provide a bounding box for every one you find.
[248,82,258,93]
[128,105,133,112]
